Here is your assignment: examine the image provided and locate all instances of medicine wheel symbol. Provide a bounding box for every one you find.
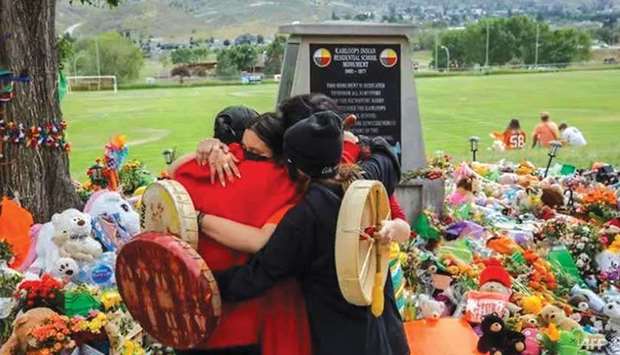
[379,48,398,68]
[313,48,332,68]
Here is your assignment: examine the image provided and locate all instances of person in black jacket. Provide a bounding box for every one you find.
[212,111,410,355]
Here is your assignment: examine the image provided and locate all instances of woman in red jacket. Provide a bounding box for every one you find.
[173,111,310,355]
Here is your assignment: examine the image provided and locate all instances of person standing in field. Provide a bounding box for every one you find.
[532,112,560,148]
[501,118,526,150]
[559,122,587,147]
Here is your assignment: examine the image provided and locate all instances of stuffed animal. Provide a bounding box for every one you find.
[521,327,540,355]
[556,329,587,355]
[571,284,606,313]
[85,190,140,251]
[464,259,519,323]
[418,294,446,320]
[0,307,59,354]
[477,313,526,355]
[52,257,79,283]
[603,297,620,334]
[540,304,581,331]
[27,208,97,277]
[541,186,564,209]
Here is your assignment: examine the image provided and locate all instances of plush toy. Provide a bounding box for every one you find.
[51,257,79,283]
[418,294,446,320]
[85,190,140,251]
[540,304,581,331]
[556,329,587,355]
[603,297,620,334]
[51,211,101,263]
[0,307,59,354]
[464,259,519,323]
[521,327,540,355]
[27,208,98,277]
[541,186,564,209]
[571,284,606,313]
[519,314,539,329]
[477,313,526,355]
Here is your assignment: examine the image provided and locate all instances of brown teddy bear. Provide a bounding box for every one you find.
[539,304,581,331]
[0,307,59,355]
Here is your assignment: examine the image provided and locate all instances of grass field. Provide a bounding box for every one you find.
[62,69,620,180]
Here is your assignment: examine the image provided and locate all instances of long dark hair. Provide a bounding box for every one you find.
[277,93,342,129]
[246,112,285,164]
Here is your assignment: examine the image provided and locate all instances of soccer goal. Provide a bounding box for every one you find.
[67,75,118,94]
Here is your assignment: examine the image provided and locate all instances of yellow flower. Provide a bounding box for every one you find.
[101,291,122,310]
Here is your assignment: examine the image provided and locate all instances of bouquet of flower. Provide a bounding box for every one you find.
[70,311,108,344]
[538,218,569,243]
[578,185,619,223]
[119,160,155,195]
[16,274,64,310]
[558,223,602,276]
[402,153,452,182]
[27,314,76,355]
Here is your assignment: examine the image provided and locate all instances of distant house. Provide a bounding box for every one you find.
[185,61,218,76]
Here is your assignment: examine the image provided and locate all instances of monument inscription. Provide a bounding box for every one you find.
[309,43,402,156]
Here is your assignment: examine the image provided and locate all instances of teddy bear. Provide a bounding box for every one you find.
[477,313,526,355]
[0,307,59,354]
[603,297,620,334]
[50,210,102,263]
[85,190,140,252]
[417,294,446,320]
[26,208,99,277]
[51,257,79,283]
[540,304,581,331]
[464,259,520,323]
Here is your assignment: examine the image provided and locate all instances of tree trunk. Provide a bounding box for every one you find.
[0,0,81,222]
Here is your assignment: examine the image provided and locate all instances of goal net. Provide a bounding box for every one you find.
[67,75,118,93]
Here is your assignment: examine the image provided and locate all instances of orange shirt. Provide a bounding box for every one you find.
[533,122,560,147]
[502,129,526,150]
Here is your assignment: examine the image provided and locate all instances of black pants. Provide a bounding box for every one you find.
[175,345,261,355]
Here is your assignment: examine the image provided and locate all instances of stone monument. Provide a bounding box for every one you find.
[277,23,444,220]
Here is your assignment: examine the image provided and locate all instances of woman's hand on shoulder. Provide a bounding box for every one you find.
[195,138,241,186]
[196,138,226,166]
[208,146,241,186]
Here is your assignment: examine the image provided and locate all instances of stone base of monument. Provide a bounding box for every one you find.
[394,178,445,222]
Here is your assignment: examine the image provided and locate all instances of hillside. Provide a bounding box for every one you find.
[56,0,349,40]
[56,0,620,41]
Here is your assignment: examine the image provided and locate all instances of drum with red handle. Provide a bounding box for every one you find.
[116,180,221,349]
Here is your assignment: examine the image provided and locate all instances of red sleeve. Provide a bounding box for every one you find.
[341,141,361,164]
[389,195,406,221]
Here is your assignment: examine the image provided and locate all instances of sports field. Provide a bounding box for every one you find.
[62,70,620,179]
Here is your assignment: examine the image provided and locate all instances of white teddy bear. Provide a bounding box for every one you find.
[27,209,101,277]
[85,190,140,251]
[418,294,446,320]
[604,297,620,334]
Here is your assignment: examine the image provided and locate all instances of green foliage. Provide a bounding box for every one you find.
[229,44,259,72]
[0,240,13,263]
[73,32,144,82]
[216,49,240,77]
[264,36,286,75]
[170,48,209,65]
[57,33,76,71]
[431,16,592,68]
[216,44,259,75]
